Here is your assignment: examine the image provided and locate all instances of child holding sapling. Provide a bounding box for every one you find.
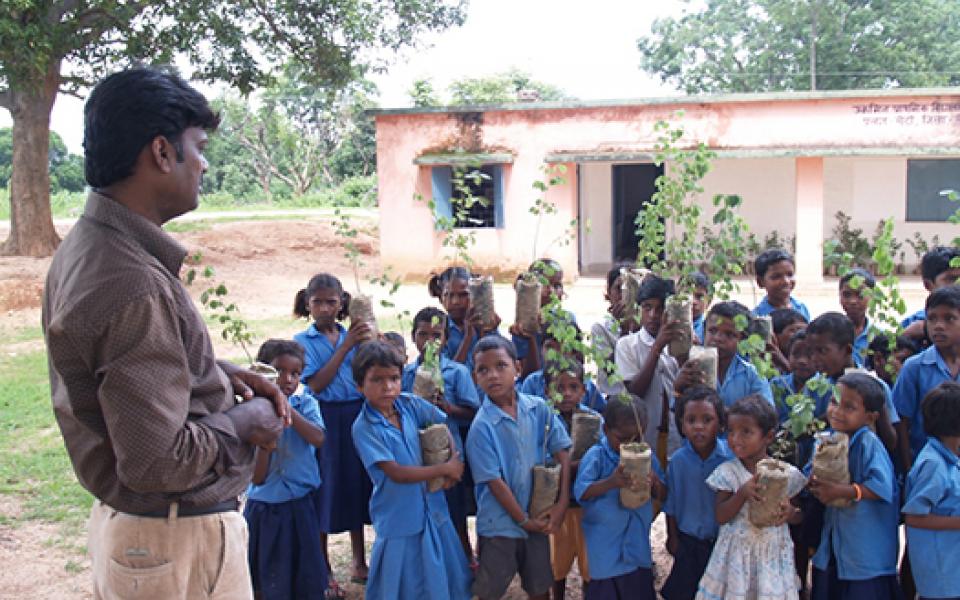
[900,246,960,342]
[752,249,811,321]
[696,395,806,600]
[512,258,576,379]
[838,267,878,367]
[292,273,372,584]
[350,341,472,600]
[428,266,500,375]
[902,381,960,600]
[591,264,642,396]
[769,329,816,424]
[691,271,712,345]
[245,339,328,600]
[867,333,919,388]
[769,308,808,374]
[574,397,665,600]
[401,306,480,559]
[545,360,602,600]
[466,336,572,600]
[808,373,901,600]
[521,322,606,413]
[661,385,731,600]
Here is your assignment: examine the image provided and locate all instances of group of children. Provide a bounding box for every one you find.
[241,245,960,600]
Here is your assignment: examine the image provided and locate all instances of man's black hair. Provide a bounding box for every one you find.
[637,274,675,304]
[706,301,751,334]
[837,372,887,414]
[839,267,876,289]
[351,340,404,386]
[926,285,960,312]
[807,311,855,348]
[921,246,960,283]
[83,67,220,188]
[754,248,794,280]
[472,334,518,361]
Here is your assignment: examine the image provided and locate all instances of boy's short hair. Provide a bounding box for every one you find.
[867,333,920,364]
[543,358,585,388]
[921,246,960,283]
[921,382,960,438]
[786,329,809,357]
[411,306,448,339]
[637,274,675,304]
[473,334,518,361]
[755,248,794,280]
[839,267,876,289]
[727,394,778,434]
[771,308,808,334]
[256,338,305,365]
[807,312,855,348]
[926,285,960,312]
[674,385,725,435]
[351,340,404,386]
[692,270,711,292]
[707,301,751,333]
[837,372,887,414]
[603,397,647,431]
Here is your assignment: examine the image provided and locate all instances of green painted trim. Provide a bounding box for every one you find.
[414,152,514,166]
[545,147,960,162]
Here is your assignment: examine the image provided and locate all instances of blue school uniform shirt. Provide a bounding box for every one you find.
[894,345,960,460]
[812,426,899,580]
[574,437,664,580]
[693,313,705,344]
[247,393,325,503]
[663,439,733,541]
[901,308,926,329]
[511,309,578,362]
[519,369,607,413]
[903,437,960,599]
[294,323,362,403]
[852,318,874,367]
[443,319,477,372]
[718,354,773,407]
[752,295,811,322]
[401,355,479,429]
[466,391,572,539]
[351,392,451,539]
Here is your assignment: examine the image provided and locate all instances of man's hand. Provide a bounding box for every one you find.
[220,360,291,426]
[228,397,284,447]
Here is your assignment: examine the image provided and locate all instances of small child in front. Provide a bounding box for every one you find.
[467,336,572,600]
[575,398,666,600]
[902,381,960,600]
[350,341,472,600]
[808,372,901,600]
[696,395,806,600]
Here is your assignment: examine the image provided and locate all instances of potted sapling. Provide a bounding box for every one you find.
[334,208,378,342]
[418,419,452,493]
[811,431,852,508]
[748,458,792,528]
[529,409,562,518]
[469,275,497,332]
[412,338,445,404]
[618,398,652,509]
[515,271,542,336]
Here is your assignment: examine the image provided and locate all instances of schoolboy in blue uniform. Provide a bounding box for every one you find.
[467,335,572,600]
[691,271,712,344]
[903,382,960,600]
[894,286,960,471]
[351,341,472,600]
[751,248,811,321]
[769,329,816,424]
[809,372,901,600]
[661,386,731,600]
[519,325,606,413]
[574,398,665,600]
[838,268,878,366]
[901,246,960,340]
[429,266,501,377]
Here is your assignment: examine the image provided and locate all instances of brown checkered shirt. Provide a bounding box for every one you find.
[42,192,254,514]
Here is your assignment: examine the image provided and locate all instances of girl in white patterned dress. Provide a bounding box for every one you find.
[696,395,807,600]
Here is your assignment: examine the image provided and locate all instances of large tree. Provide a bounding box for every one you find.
[409,68,573,106]
[638,0,960,94]
[0,1,465,256]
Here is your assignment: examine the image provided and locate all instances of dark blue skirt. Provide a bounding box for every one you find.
[457,423,476,517]
[245,494,328,600]
[812,560,904,600]
[660,532,715,600]
[585,566,655,600]
[313,399,372,533]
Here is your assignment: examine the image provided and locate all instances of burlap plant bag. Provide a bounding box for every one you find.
[619,442,652,509]
[812,431,853,508]
[412,364,442,403]
[529,463,561,518]
[688,345,718,389]
[468,275,497,331]
[749,458,790,528]
[570,411,602,461]
[515,273,542,334]
[751,315,773,343]
[419,424,451,493]
[348,294,378,342]
[666,297,693,357]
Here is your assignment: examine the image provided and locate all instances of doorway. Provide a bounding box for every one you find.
[612,163,663,264]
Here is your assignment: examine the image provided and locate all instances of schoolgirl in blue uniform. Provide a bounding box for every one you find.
[574,397,665,600]
[808,372,902,600]
[351,341,472,600]
[245,339,328,600]
[903,382,960,600]
[401,306,480,559]
[292,273,372,584]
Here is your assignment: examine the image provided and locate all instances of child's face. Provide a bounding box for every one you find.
[776,321,806,353]
[308,287,342,326]
[681,399,721,455]
[692,286,711,320]
[358,364,403,411]
[473,348,520,403]
[926,268,960,291]
[272,354,304,398]
[413,321,445,355]
[807,332,850,378]
[839,281,868,323]
[640,297,665,336]
[757,259,796,303]
[540,270,564,305]
[606,275,623,306]
[705,315,740,360]
[926,304,960,350]
[829,383,878,434]
[441,277,471,322]
[789,340,816,382]
[726,413,773,462]
[604,421,643,454]
[551,372,585,414]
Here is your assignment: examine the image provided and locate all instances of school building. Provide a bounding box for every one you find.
[371,88,960,283]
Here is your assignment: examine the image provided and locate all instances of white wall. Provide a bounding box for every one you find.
[579,163,613,274]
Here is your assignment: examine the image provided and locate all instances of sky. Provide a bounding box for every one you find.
[1,0,687,154]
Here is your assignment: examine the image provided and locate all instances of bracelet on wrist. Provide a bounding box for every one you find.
[852,483,863,502]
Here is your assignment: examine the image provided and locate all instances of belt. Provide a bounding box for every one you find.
[133,498,240,518]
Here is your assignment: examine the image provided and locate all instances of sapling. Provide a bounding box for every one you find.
[418,422,452,493]
[413,338,445,403]
[749,458,791,528]
[333,208,377,341]
[811,431,852,508]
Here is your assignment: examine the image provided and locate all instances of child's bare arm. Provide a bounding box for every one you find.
[665,515,679,556]
[251,446,272,485]
[378,450,463,484]
[305,321,370,393]
[289,410,325,448]
[488,478,548,532]
[579,464,630,501]
[715,476,759,524]
[904,514,960,530]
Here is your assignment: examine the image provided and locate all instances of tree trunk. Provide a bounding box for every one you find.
[2,61,61,256]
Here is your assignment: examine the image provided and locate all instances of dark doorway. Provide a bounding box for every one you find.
[612,163,664,264]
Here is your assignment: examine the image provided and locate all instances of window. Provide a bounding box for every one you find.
[431,164,505,228]
[906,159,960,222]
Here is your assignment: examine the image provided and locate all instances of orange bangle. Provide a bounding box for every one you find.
[852,483,863,502]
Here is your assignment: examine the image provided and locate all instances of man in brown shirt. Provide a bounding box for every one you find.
[43,68,290,599]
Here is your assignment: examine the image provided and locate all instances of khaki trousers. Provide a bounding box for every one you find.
[88,501,252,600]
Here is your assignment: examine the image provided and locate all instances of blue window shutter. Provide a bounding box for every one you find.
[492,164,504,228]
[431,166,453,226]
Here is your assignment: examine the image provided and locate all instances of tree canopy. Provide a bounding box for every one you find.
[638,0,960,94]
[409,69,572,106]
